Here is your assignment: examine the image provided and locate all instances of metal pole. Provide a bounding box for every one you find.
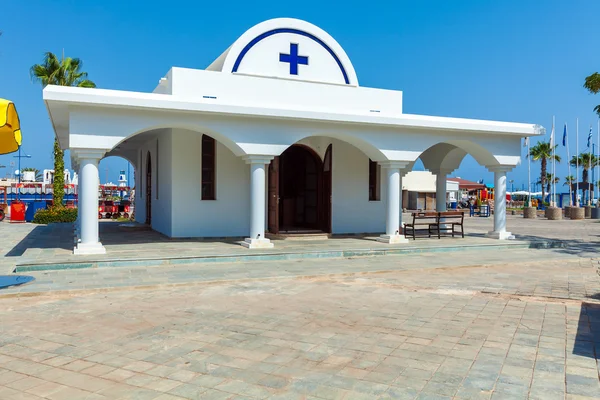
[527,137,531,207]
[576,118,579,206]
[552,115,555,207]
[590,126,593,206]
[594,143,597,205]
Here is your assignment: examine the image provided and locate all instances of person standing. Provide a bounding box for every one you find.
[469,197,475,217]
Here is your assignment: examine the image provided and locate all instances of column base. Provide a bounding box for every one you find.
[485,231,514,240]
[377,234,409,244]
[73,242,106,255]
[241,238,274,249]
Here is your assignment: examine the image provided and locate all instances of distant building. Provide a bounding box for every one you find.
[402,171,460,210]
[43,169,72,185]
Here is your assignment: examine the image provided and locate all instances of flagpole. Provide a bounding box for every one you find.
[587,124,594,206]
[527,137,531,207]
[576,118,579,207]
[597,119,599,202]
[552,115,556,207]
[567,123,573,206]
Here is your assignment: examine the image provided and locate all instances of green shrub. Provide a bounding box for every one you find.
[33,207,78,224]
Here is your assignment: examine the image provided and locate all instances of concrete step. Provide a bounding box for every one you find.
[13,239,568,273]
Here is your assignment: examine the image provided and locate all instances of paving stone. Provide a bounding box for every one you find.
[1,228,598,399]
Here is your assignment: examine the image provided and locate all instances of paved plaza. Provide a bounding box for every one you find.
[0,216,599,399]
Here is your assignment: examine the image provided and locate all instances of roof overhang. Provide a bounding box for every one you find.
[44,84,541,150]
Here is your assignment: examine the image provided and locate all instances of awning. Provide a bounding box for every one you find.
[0,99,22,155]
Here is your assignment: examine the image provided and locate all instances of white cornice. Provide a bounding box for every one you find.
[43,85,540,137]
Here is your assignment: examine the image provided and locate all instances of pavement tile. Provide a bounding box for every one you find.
[1,230,598,399]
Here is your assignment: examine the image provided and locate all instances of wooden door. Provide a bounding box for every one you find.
[268,157,279,234]
[322,145,332,233]
[145,152,152,225]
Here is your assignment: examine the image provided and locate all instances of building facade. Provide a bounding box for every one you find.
[43,18,541,255]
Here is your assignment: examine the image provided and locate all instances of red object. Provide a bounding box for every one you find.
[10,201,26,223]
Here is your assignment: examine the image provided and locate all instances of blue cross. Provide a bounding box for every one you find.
[279,43,308,75]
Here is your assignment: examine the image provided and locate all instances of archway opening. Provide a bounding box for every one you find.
[269,144,331,233]
[97,155,135,220]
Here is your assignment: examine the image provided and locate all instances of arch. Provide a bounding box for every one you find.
[218,18,359,86]
[110,124,246,157]
[278,131,388,162]
[414,140,501,173]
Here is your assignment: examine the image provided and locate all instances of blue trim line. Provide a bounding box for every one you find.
[232,28,351,85]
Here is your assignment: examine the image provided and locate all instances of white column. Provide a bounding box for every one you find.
[433,169,451,212]
[74,151,106,255]
[242,155,274,249]
[74,162,81,241]
[486,166,513,240]
[378,161,409,244]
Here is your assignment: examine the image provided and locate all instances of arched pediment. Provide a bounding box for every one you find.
[208,18,359,86]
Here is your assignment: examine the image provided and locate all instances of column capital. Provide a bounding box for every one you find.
[380,161,411,169]
[72,148,106,162]
[243,155,274,165]
[486,165,514,173]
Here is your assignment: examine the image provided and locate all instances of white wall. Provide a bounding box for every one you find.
[133,130,173,236]
[166,67,403,116]
[170,128,250,237]
[330,139,386,234]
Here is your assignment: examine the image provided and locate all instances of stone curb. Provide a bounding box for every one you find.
[13,240,568,273]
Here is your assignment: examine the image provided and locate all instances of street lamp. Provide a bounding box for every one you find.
[13,147,31,184]
[13,148,31,201]
[509,179,514,193]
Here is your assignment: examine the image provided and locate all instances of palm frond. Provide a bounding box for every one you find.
[76,79,96,88]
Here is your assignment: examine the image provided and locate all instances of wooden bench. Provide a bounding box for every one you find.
[438,211,465,238]
[404,212,440,240]
[404,211,465,240]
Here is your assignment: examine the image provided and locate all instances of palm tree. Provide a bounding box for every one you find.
[537,173,559,197]
[30,52,95,207]
[564,175,576,206]
[529,141,561,205]
[21,167,42,182]
[570,153,599,205]
[564,175,576,187]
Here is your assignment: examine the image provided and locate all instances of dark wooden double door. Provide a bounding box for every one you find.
[268,144,332,234]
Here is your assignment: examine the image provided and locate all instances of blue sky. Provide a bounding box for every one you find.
[2,0,600,191]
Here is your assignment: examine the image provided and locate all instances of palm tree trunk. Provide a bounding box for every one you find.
[541,158,547,206]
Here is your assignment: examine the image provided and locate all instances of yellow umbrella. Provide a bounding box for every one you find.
[0,98,22,155]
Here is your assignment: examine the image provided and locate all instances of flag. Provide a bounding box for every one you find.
[523,137,529,147]
[563,124,567,146]
[550,122,555,146]
[588,125,593,148]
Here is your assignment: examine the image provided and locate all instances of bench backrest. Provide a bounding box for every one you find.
[439,211,464,222]
[412,212,438,217]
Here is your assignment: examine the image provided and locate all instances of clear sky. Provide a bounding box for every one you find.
[2,0,600,191]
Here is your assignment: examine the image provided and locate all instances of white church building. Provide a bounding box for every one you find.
[43,18,542,255]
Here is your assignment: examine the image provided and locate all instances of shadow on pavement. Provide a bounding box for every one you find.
[574,302,600,358]
[5,224,73,257]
